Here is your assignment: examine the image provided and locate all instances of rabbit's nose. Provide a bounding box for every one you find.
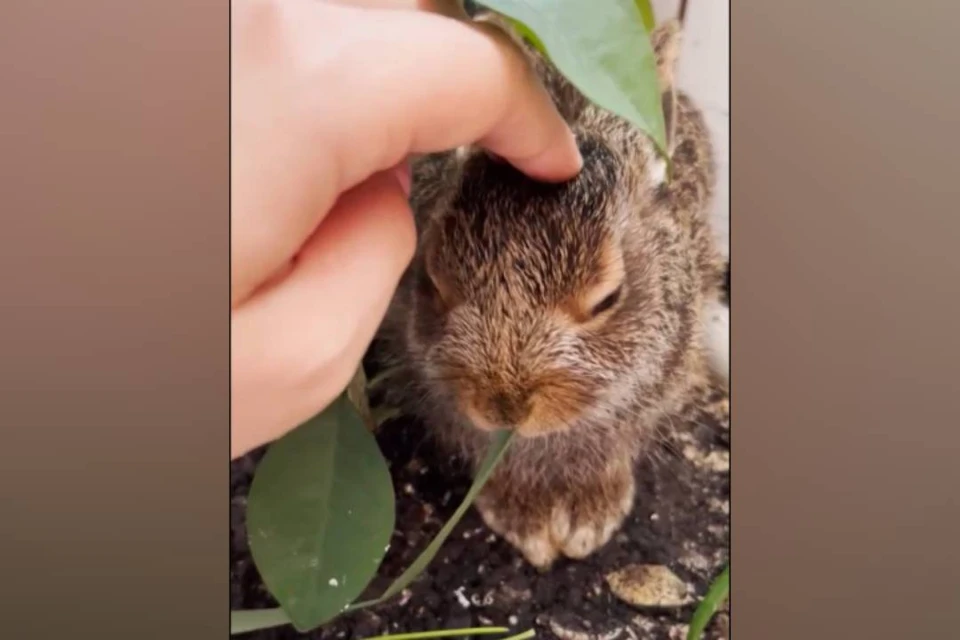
[488,391,531,427]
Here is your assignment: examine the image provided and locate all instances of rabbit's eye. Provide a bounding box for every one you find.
[589,285,623,317]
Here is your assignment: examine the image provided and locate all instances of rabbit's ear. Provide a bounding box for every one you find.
[651,19,682,155]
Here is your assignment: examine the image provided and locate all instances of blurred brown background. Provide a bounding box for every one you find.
[732,1,960,637]
[0,0,228,636]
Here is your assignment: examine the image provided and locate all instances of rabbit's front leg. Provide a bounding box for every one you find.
[474,452,636,569]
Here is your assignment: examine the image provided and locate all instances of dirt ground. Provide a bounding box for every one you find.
[230,387,730,640]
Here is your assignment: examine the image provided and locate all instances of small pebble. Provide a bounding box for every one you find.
[667,624,690,640]
[546,614,624,640]
[605,564,693,609]
[453,586,471,609]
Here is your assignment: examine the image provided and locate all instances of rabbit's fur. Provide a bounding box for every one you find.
[375,17,729,569]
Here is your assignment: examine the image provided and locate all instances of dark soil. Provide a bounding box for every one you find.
[231,396,729,640]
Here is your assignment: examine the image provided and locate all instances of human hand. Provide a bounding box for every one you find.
[231,0,583,459]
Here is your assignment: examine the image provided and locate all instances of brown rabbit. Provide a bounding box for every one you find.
[375,15,728,569]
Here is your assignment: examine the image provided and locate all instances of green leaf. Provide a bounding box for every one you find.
[687,565,729,640]
[230,608,290,635]
[351,430,515,609]
[246,394,396,632]
[477,0,667,154]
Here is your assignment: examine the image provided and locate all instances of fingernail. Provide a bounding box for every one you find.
[519,128,583,183]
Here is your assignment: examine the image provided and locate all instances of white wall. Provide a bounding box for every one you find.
[651,0,729,258]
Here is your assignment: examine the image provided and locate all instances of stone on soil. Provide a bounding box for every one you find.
[605,564,693,609]
[543,612,624,640]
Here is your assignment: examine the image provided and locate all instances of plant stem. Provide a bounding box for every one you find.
[362,627,510,640]
[686,565,729,640]
[350,431,515,609]
[678,0,688,25]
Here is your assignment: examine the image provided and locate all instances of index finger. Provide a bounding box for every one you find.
[311,2,584,198]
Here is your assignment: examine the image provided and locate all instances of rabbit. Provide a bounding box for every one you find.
[374,14,729,569]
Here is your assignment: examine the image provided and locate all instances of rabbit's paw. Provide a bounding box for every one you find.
[475,463,635,569]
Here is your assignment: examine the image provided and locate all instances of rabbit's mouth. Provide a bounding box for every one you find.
[460,395,526,434]
[459,387,589,438]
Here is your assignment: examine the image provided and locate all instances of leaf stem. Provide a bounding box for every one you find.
[678,0,689,26]
[350,431,515,609]
[362,627,510,640]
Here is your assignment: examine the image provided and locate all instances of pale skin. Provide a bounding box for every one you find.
[231,0,583,459]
